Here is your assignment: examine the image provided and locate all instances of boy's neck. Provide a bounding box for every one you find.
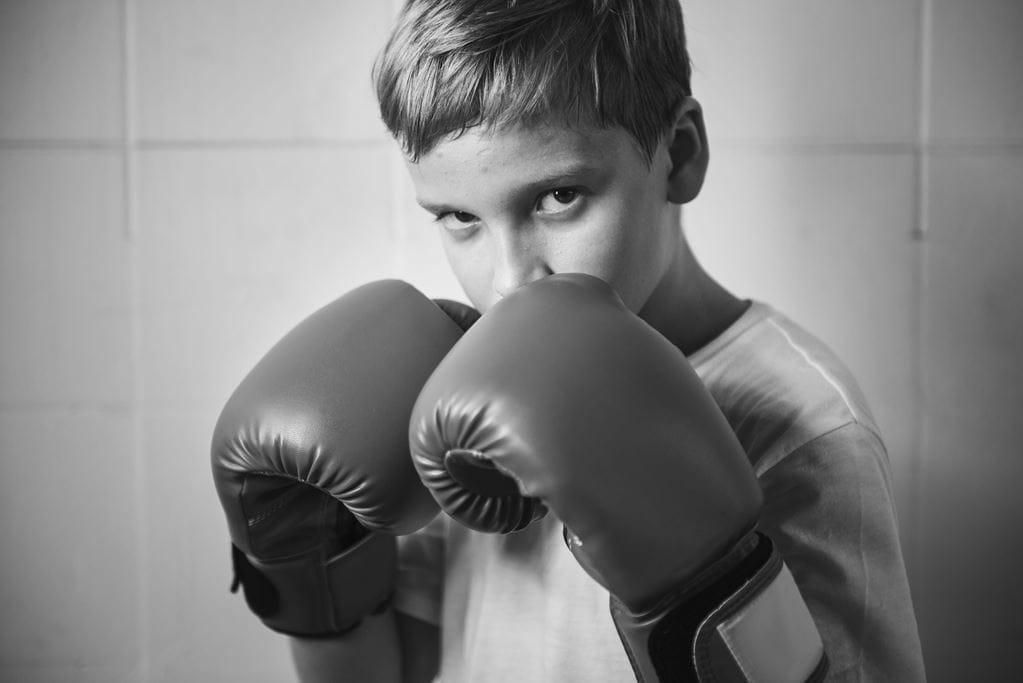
[638,237,749,357]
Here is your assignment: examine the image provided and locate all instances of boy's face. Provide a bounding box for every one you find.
[406,123,682,314]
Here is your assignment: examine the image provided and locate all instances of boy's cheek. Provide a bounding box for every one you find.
[442,251,493,312]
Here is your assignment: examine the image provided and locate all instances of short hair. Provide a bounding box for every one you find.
[374,0,692,162]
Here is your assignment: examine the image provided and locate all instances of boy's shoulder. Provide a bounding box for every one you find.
[689,302,883,474]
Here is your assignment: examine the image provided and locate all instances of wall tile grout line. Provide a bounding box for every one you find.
[5,138,1020,154]
[121,0,151,679]
[390,145,408,277]
[389,0,408,280]
[915,0,933,242]
[0,140,122,150]
[907,0,934,588]
[133,137,394,150]
[0,138,394,151]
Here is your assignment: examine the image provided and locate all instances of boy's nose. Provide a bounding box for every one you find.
[491,231,551,300]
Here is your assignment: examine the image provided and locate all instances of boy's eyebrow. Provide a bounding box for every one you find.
[415,161,603,214]
[416,198,457,215]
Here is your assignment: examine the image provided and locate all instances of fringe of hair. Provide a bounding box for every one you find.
[374,0,692,162]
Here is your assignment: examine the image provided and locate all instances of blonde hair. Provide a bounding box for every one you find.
[374,0,692,162]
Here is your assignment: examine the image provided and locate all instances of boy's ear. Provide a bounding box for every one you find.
[666,97,709,205]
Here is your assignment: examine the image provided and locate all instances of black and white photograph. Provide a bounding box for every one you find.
[1,1,1021,681]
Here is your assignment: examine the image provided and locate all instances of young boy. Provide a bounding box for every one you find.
[255,0,925,680]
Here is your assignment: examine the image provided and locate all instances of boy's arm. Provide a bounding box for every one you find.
[758,423,926,680]
[395,612,441,683]
[288,610,438,683]
[289,612,400,683]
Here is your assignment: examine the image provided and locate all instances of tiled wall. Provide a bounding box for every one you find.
[0,1,1019,680]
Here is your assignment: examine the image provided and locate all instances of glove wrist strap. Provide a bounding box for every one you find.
[611,532,827,682]
[231,531,396,638]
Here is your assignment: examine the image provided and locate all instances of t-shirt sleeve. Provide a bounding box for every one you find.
[758,422,926,681]
[393,513,446,626]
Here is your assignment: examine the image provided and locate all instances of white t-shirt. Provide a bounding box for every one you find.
[395,301,925,682]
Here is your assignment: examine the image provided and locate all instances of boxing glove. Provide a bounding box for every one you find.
[212,280,477,637]
[409,274,825,682]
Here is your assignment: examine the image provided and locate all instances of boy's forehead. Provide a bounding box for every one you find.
[409,123,632,172]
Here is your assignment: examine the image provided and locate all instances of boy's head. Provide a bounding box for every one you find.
[374,1,712,326]
[374,0,693,163]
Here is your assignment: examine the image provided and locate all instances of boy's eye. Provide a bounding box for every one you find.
[437,210,480,235]
[537,188,581,215]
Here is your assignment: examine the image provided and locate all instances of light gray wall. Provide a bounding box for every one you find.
[1,1,1020,680]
